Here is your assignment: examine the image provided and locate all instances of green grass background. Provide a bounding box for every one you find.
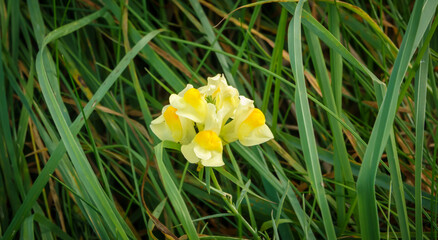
[0,0,437,239]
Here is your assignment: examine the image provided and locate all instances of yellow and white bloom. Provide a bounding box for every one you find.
[181,130,224,167]
[150,105,196,144]
[199,74,239,122]
[181,103,224,167]
[222,96,273,146]
[151,74,274,167]
[170,84,208,123]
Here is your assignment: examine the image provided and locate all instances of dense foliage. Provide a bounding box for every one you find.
[0,0,437,239]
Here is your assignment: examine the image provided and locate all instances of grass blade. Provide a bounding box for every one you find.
[188,0,244,93]
[287,0,336,238]
[414,28,430,240]
[304,3,356,229]
[356,0,437,238]
[3,27,164,240]
[155,142,199,240]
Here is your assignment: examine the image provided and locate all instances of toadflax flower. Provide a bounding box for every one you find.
[150,74,273,168]
[150,105,195,144]
[222,96,273,146]
[170,84,208,123]
[199,74,239,122]
[181,103,224,167]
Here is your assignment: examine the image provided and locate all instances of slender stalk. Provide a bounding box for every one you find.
[210,168,260,239]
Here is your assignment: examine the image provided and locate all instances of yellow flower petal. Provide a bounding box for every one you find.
[243,108,265,127]
[239,124,274,146]
[150,105,195,144]
[221,98,273,146]
[170,85,207,123]
[201,151,223,167]
[163,106,183,141]
[194,130,223,151]
[181,130,224,167]
[183,88,203,107]
[181,142,199,164]
[150,115,173,142]
[238,108,265,139]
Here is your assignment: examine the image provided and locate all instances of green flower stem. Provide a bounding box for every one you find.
[210,168,260,239]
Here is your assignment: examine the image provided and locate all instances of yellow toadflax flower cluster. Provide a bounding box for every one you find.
[150,74,273,167]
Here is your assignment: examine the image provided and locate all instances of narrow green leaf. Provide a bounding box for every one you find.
[287,0,336,238]
[414,27,430,240]
[155,142,199,240]
[356,0,437,238]
[188,0,244,94]
[3,29,164,240]
[20,215,34,240]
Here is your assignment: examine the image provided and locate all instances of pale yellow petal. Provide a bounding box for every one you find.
[150,115,174,142]
[181,142,200,164]
[194,130,223,152]
[201,151,224,167]
[163,106,183,142]
[216,86,239,121]
[239,124,273,146]
[194,145,212,160]
[180,117,196,144]
[204,103,222,134]
[237,108,266,139]
[221,120,238,144]
[178,84,194,96]
[170,87,207,123]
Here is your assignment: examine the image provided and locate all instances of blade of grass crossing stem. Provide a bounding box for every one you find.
[328,5,343,126]
[271,8,287,133]
[36,7,133,239]
[28,0,72,126]
[397,18,438,109]
[122,13,153,131]
[414,31,430,240]
[288,1,336,239]
[356,0,436,238]
[3,29,164,240]
[386,130,410,239]
[155,142,199,240]
[26,0,45,46]
[230,4,261,76]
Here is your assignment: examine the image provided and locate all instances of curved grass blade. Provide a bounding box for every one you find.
[155,142,199,240]
[36,36,132,240]
[304,3,356,228]
[287,0,336,238]
[355,0,437,238]
[281,3,383,87]
[414,29,430,240]
[3,28,164,240]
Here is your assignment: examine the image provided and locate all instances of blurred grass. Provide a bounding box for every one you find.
[0,0,437,239]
